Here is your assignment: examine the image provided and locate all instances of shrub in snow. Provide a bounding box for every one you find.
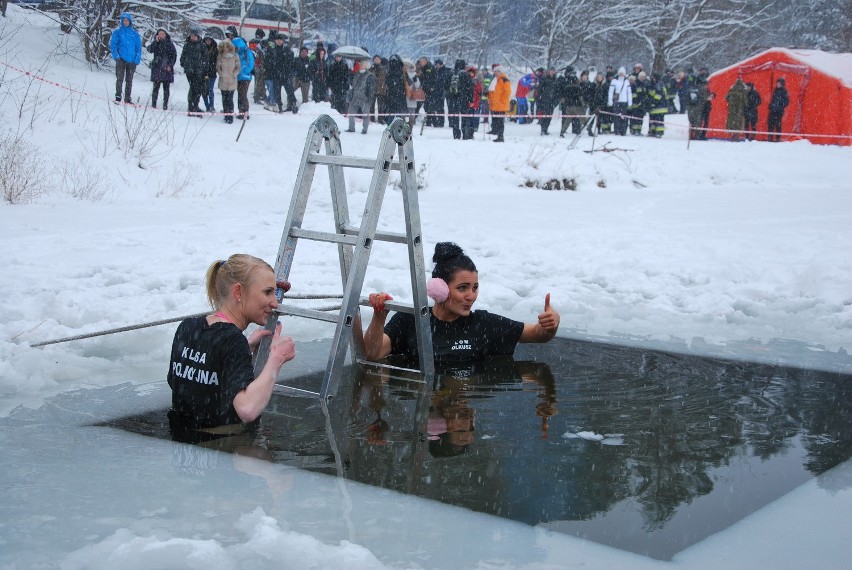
[59,157,110,201]
[0,135,48,204]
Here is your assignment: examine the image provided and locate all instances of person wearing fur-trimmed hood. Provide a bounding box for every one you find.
[147,28,176,110]
[217,39,241,124]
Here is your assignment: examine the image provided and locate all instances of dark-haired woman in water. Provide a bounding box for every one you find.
[363,242,560,363]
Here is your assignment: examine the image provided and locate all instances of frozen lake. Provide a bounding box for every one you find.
[3,338,850,569]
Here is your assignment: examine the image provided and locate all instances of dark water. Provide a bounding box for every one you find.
[105,337,852,560]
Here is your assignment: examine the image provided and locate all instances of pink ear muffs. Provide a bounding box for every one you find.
[427,277,449,303]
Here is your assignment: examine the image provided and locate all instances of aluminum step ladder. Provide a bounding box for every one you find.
[254,115,434,401]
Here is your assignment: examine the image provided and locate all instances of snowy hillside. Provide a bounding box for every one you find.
[1,6,851,416]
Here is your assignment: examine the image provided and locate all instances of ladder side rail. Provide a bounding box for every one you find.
[397,137,435,379]
[405,377,435,494]
[253,118,329,376]
[320,127,400,400]
[322,129,364,366]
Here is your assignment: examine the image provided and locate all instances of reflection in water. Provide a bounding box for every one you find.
[104,337,852,560]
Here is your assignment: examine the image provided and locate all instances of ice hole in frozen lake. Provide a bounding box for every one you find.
[102,337,852,561]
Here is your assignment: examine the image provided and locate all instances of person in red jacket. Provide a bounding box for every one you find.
[465,65,483,139]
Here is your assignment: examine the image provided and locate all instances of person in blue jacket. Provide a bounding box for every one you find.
[109,12,142,104]
[225,26,255,120]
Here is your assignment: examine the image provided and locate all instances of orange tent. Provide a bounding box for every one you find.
[707,48,852,145]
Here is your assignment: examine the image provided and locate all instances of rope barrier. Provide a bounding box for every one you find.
[30,312,209,347]
[4,59,848,142]
[594,108,852,142]
[25,293,345,347]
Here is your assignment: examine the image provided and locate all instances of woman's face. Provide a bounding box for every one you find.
[442,270,479,319]
[237,268,279,327]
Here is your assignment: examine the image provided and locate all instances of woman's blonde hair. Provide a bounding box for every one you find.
[205,254,273,309]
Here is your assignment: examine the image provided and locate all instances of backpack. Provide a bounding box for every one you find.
[449,72,460,95]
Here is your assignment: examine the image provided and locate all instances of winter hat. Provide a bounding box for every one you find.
[189,25,202,38]
[617,66,626,76]
[434,58,443,65]
[225,26,238,37]
[255,29,265,39]
[454,58,466,71]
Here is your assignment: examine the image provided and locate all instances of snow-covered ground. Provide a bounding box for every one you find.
[1,6,851,569]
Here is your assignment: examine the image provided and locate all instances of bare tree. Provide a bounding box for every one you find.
[39,0,218,66]
[772,0,852,53]
[301,0,414,54]
[410,0,506,63]
[514,0,638,71]
[625,0,776,74]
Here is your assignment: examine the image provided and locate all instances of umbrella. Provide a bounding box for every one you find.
[331,45,371,60]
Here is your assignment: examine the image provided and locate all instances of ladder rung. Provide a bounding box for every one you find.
[275,305,340,323]
[273,384,322,398]
[308,154,401,170]
[341,225,409,244]
[356,359,430,380]
[290,227,358,245]
[359,299,425,316]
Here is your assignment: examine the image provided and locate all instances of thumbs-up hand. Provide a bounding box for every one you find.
[537,293,560,338]
[270,321,296,365]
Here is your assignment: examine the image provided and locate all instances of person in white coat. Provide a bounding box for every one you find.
[607,66,632,135]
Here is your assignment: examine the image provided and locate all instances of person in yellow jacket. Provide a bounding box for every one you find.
[488,64,512,142]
